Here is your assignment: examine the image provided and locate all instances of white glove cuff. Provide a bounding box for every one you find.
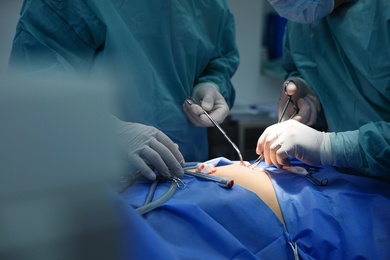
[321,130,363,168]
[320,132,333,165]
[109,115,128,129]
[192,82,219,96]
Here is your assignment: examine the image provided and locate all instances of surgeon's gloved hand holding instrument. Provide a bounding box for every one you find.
[256,119,329,169]
[248,81,298,168]
[278,79,321,125]
[256,119,364,176]
[183,83,230,127]
[185,96,245,166]
[112,116,185,181]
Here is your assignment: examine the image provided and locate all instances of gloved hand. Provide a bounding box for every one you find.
[114,118,185,181]
[278,78,321,125]
[183,82,229,127]
[256,120,330,168]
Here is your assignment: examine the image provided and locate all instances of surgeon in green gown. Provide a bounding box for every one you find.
[8,0,239,180]
[256,0,390,181]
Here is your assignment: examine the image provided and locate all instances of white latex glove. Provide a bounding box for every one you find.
[114,119,185,181]
[278,79,321,125]
[183,82,229,127]
[256,120,330,168]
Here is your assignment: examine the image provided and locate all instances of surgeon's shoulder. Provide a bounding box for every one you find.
[18,0,105,47]
[20,0,103,29]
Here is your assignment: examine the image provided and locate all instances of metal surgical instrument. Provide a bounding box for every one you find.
[284,166,328,186]
[184,170,234,189]
[247,153,264,169]
[185,96,245,166]
[248,80,299,169]
[278,80,299,123]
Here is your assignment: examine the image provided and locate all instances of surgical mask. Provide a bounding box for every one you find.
[268,0,335,24]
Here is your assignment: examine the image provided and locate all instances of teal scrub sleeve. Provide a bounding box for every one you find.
[357,122,390,180]
[196,8,239,109]
[8,0,106,74]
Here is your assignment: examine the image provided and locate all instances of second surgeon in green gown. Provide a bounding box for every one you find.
[257,0,390,181]
[8,0,239,180]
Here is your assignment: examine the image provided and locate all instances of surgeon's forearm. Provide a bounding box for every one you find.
[321,130,365,169]
[358,122,390,178]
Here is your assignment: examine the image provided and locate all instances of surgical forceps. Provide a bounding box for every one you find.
[185,96,245,166]
[248,80,299,168]
[284,166,328,186]
[278,80,299,123]
[184,170,234,189]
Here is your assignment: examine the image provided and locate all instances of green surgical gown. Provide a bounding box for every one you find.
[8,0,239,162]
[282,0,390,179]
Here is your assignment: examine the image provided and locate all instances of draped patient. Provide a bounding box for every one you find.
[195,163,285,226]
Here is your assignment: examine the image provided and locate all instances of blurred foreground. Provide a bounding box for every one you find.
[0,75,127,260]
